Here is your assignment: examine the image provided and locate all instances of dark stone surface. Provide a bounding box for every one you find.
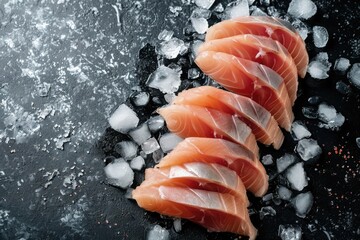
[0,0,359,239]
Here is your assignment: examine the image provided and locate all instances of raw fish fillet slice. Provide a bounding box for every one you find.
[173,86,284,149]
[158,105,259,157]
[156,138,268,197]
[142,162,249,205]
[195,51,294,131]
[205,16,308,78]
[198,34,298,104]
[132,185,257,240]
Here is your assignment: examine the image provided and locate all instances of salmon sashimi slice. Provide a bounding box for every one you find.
[156,138,268,197]
[195,51,294,131]
[142,162,249,205]
[132,185,257,240]
[198,34,298,104]
[205,16,308,78]
[173,86,284,149]
[158,104,259,157]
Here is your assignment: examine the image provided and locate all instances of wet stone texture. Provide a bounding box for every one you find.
[0,0,359,239]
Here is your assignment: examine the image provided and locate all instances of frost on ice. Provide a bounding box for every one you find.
[147,225,170,240]
[146,66,181,94]
[348,63,360,89]
[109,104,139,134]
[159,133,183,153]
[292,192,314,218]
[279,225,302,240]
[312,26,328,48]
[287,0,317,20]
[291,121,311,141]
[296,138,322,161]
[307,52,332,79]
[317,103,345,130]
[286,162,308,191]
[104,159,134,189]
[334,57,350,73]
[276,153,297,173]
[225,0,250,19]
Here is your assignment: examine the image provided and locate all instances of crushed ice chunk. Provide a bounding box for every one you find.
[173,218,182,232]
[147,116,165,133]
[213,3,224,12]
[261,154,273,165]
[336,81,351,95]
[159,133,183,153]
[356,137,360,148]
[191,17,209,34]
[291,121,311,141]
[164,93,176,104]
[251,7,268,16]
[132,92,150,107]
[312,26,328,48]
[147,66,181,94]
[260,0,270,6]
[130,156,145,171]
[188,68,200,79]
[317,103,345,129]
[109,104,139,134]
[37,82,51,97]
[334,57,350,72]
[259,206,276,220]
[292,192,313,218]
[286,162,308,191]
[287,0,317,20]
[147,225,169,240]
[278,186,292,201]
[129,123,151,145]
[225,0,250,19]
[195,0,215,9]
[152,149,164,163]
[158,29,174,41]
[276,153,296,173]
[307,52,332,79]
[297,138,322,161]
[141,137,160,154]
[279,225,302,240]
[348,63,360,89]
[158,38,186,59]
[104,159,134,189]
[262,193,273,202]
[302,106,318,119]
[115,141,138,160]
[191,8,212,19]
[292,19,309,40]
[267,6,280,17]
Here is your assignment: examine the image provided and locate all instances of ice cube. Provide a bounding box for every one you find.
[130,156,145,171]
[292,191,313,218]
[147,225,170,240]
[276,153,296,173]
[261,154,273,165]
[158,29,174,41]
[278,225,302,240]
[225,0,250,19]
[291,121,311,141]
[191,17,208,34]
[104,159,134,189]
[173,218,182,232]
[312,26,328,48]
[141,137,160,154]
[114,141,138,160]
[318,103,345,129]
[147,116,165,133]
[334,57,351,72]
[159,133,183,153]
[356,137,360,148]
[335,81,351,95]
[292,19,309,40]
[259,206,276,220]
[146,66,181,94]
[158,38,186,59]
[278,186,292,201]
[286,162,308,191]
[132,92,150,107]
[109,104,139,134]
[195,0,215,9]
[296,138,322,161]
[129,123,151,145]
[287,0,317,20]
[348,63,360,89]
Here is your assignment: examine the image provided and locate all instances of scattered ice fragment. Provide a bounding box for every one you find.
[104,159,134,189]
[55,137,71,150]
[37,82,51,97]
[213,3,224,12]
[313,26,328,48]
[132,92,150,107]
[141,137,160,154]
[109,104,139,134]
[335,81,351,95]
[261,154,273,165]
[173,218,182,232]
[279,225,302,240]
[317,103,345,129]
[147,116,165,133]
[278,186,292,201]
[292,192,314,218]
[130,156,145,171]
[251,7,268,16]
[287,0,317,20]
[277,153,296,173]
[267,6,280,17]
[291,121,311,141]
[158,29,174,41]
[188,68,200,79]
[334,57,350,72]
[259,206,276,220]
[286,162,308,191]
[302,106,318,119]
[307,52,332,79]
[129,123,151,145]
[125,188,134,199]
[307,96,321,105]
[115,141,138,160]
[292,19,309,40]
[348,63,360,89]
[195,0,215,9]
[147,66,181,94]
[147,225,170,240]
[158,38,186,59]
[152,149,164,163]
[262,193,273,202]
[159,133,183,153]
[191,17,209,34]
[297,138,322,161]
[356,137,360,148]
[225,0,250,19]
